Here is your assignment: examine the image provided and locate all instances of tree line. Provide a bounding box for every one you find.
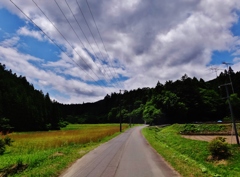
[1,62,240,132]
[0,63,60,132]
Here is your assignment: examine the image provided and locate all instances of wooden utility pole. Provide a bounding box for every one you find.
[119,90,127,132]
[219,83,239,145]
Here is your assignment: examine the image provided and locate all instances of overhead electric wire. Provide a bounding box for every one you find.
[55,0,113,84]
[65,0,119,88]
[65,0,97,57]
[76,0,103,59]
[54,0,85,48]
[10,0,107,90]
[85,0,122,88]
[75,0,120,87]
[31,0,110,89]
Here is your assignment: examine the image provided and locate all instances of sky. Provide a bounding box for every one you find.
[0,0,240,104]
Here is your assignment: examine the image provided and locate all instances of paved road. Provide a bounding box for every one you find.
[60,126,180,177]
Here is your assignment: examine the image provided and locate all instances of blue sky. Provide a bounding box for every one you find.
[0,0,240,103]
[0,9,60,63]
[210,15,240,66]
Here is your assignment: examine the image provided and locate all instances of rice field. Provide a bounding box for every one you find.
[0,124,128,176]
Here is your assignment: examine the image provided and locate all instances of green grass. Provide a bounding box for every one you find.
[142,124,240,177]
[0,124,129,177]
[179,124,227,134]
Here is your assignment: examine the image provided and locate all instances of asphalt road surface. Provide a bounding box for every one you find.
[60,126,180,177]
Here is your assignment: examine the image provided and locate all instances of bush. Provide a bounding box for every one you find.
[4,136,13,146]
[180,124,197,134]
[180,124,227,134]
[58,120,69,128]
[208,137,231,160]
[0,138,6,155]
[0,117,13,134]
[0,137,13,155]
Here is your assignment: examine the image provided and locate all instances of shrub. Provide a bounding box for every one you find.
[0,137,13,155]
[208,137,231,160]
[0,138,6,155]
[180,124,227,134]
[180,124,197,134]
[4,136,13,146]
[58,120,69,128]
[0,117,13,135]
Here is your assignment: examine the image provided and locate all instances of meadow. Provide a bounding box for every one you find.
[0,124,128,177]
[142,124,240,177]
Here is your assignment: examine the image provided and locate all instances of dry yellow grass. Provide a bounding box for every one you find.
[1,124,128,153]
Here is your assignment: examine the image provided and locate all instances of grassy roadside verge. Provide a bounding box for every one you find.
[142,124,240,177]
[0,124,129,177]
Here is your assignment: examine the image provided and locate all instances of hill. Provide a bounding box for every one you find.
[1,62,240,132]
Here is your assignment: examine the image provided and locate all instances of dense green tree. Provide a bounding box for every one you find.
[108,107,119,122]
[0,63,62,131]
[154,90,187,123]
[143,101,162,124]
[229,93,240,120]
[0,117,13,134]
[3,61,240,130]
[127,103,144,124]
[199,88,223,121]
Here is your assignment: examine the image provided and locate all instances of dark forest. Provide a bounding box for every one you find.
[1,62,240,132]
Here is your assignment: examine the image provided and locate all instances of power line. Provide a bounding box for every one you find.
[76,0,102,58]
[54,0,85,48]
[54,0,112,83]
[59,0,114,85]
[209,66,223,78]
[32,0,109,89]
[76,0,120,87]
[65,0,97,57]
[10,0,106,90]
[85,0,122,87]
[63,0,117,86]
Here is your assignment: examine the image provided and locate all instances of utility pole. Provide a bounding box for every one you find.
[128,105,132,127]
[222,62,234,93]
[222,62,239,145]
[119,90,122,132]
[119,89,127,132]
[209,66,222,78]
[219,83,239,145]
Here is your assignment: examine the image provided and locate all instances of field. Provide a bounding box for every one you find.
[0,124,128,177]
[142,124,240,177]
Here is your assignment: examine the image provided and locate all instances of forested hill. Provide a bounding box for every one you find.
[1,62,240,132]
[0,63,61,131]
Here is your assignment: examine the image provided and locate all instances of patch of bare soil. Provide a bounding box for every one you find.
[206,155,228,166]
[182,135,239,144]
[214,159,228,166]
[49,151,64,159]
[0,163,28,177]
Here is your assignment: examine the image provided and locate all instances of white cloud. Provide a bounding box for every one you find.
[0,0,240,103]
[17,26,44,41]
[233,49,240,56]
[0,45,114,103]
[233,57,240,62]
[0,36,20,47]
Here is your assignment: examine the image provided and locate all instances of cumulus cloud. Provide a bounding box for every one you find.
[0,44,112,103]
[0,36,20,47]
[17,26,44,41]
[0,0,240,103]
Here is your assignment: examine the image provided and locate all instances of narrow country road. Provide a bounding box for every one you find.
[60,126,180,177]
